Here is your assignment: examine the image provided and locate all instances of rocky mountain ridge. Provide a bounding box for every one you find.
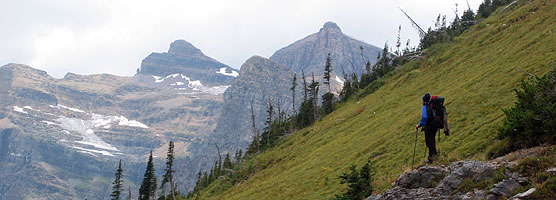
[208,22,383,155]
[270,21,382,92]
[137,39,238,86]
[0,39,235,199]
[0,21,384,199]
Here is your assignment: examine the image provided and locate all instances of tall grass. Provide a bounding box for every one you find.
[198,0,556,199]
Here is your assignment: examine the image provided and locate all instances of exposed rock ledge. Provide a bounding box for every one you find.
[365,146,554,200]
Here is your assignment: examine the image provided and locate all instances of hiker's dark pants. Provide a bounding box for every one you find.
[425,127,438,160]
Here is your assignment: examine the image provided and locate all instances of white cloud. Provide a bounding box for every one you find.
[0,0,484,78]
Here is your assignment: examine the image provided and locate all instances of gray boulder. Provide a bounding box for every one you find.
[393,165,448,189]
[489,173,529,197]
[435,160,500,195]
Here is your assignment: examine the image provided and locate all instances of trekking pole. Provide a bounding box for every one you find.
[437,129,441,154]
[411,129,418,170]
[424,144,427,159]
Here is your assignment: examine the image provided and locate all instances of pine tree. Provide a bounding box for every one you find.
[247,99,260,154]
[395,25,402,56]
[322,92,335,115]
[309,73,320,121]
[334,160,374,200]
[223,153,232,170]
[302,70,308,101]
[110,159,124,200]
[340,73,353,102]
[150,176,157,199]
[261,99,274,147]
[323,53,333,93]
[127,185,132,200]
[139,151,156,200]
[291,73,297,114]
[160,141,176,200]
[360,61,372,88]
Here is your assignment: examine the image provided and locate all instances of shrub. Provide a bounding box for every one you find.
[498,68,556,151]
[515,157,552,177]
[334,160,374,200]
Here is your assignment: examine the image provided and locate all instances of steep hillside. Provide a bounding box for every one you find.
[204,22,383,158]
[198,0,556,199]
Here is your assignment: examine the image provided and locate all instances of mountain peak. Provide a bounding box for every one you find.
[320,21,341,32]
[168,39,203,56]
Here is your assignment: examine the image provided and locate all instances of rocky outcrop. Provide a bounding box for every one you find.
[206,22,383,156]
[205,56,296,153]
[270,22,383,92]
[368,160,530,200]
[137,40,238,85]
[0,61,226,199]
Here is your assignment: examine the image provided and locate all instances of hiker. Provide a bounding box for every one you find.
[415,93,438,163]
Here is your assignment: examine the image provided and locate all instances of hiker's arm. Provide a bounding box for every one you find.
[417,105,427,128]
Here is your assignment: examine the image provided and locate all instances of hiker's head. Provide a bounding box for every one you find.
[422,93,431,103]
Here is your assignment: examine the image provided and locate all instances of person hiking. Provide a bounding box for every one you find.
[415,93,438,163]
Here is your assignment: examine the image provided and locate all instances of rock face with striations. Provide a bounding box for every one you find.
[0,39,235,199]
[205,22,382,155]
[203,56,296,153]
[137,39,238,86]
[270,22,383,92]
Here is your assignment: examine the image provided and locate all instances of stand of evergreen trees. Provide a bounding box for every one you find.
[186,53,343,199]
[110,141,184,200]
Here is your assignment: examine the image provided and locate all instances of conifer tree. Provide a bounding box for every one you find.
[396,25,402,56]
[340,73,353,102]
[261,99,274,147]
[247,99,260,154]
[324,53,333,93]
[223,153,232,170]
[127,185,132,200]
[139,151,156,200]
[302,70,308,101]
[334,160,374,200]
[309,73,320,120]
[150,176,157,199]
[110,159,124,200]
[160,141,176,200]
[291,73,297,115]
[360,61,372,88]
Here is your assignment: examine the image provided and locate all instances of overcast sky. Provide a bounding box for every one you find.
[1,0,483,78]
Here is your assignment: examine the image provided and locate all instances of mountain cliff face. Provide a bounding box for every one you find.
[270,22,382,91]
[1,22,384,199]
[207,22,382,154]
[205,56,296,153]
[0,39,236,199]
[137,40,238,86]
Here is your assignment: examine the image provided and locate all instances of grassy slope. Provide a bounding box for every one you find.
[201,0,556,199]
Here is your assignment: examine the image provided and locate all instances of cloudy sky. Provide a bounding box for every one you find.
[1,0,483,78]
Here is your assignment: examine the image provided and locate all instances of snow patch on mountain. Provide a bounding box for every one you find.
[55,116,119,151]
[33,105,150,156]
[216,67,239,77]
[335,76,344,85]
[13,106,27,114]
[72,146,115,157]
[41,120,59,126]
[49,104,86,113]
[152,73,230,95]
